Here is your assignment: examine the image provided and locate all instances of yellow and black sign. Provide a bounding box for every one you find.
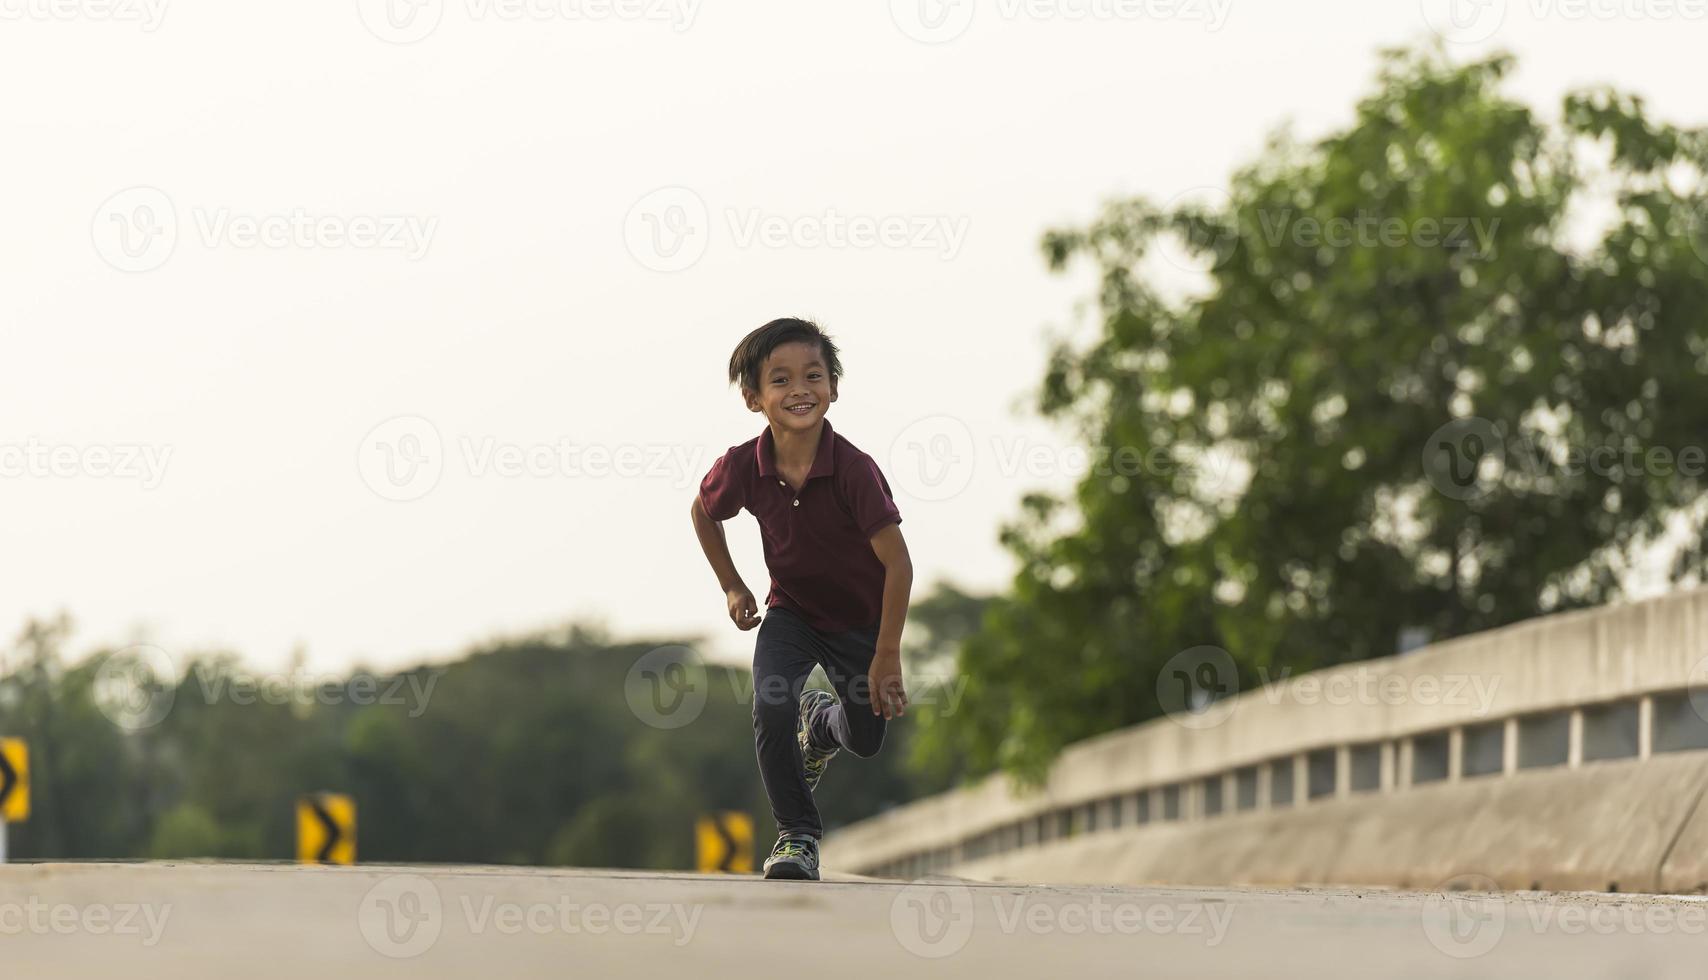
[0,740,27,823]
[695,811,752,874]
[297,793,356,865]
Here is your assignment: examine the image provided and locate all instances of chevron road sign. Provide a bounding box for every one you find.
[297,793,356,865]
[696,811,753,874]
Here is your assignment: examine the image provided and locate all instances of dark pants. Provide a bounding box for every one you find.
[751,605,887,839]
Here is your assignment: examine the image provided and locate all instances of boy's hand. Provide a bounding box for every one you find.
[868,644,907,719]
[726,587,761,630]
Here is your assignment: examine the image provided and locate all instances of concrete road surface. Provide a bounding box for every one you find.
[2,862,1704,978]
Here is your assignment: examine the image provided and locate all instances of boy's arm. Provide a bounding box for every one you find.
[690,496,760,630]
[867,523,913,718]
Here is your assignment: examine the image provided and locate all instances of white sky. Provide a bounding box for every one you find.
[3,0,1705,673]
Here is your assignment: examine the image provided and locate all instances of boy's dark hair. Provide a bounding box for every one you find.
[727,318,843,394]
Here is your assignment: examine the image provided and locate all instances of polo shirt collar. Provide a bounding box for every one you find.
[757,418,837,481]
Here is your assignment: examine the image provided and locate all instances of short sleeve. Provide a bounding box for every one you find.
[697,450,746,521]
[839,454,903,538]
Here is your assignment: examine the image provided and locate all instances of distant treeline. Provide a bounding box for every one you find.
[0,611,969,867]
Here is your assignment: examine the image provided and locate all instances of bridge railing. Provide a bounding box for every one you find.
[826,587,1708,878]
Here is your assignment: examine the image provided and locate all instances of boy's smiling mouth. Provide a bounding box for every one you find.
[785,403,816,416]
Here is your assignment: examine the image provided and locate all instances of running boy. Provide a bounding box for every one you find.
[690,317,913,880]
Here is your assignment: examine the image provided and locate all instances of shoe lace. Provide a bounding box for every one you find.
[773,838,811,859]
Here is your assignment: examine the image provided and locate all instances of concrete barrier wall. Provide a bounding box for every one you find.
[947,755,1708,894]
[825,587,1708,889]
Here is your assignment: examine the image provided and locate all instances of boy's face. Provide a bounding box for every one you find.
[743,340,837,434]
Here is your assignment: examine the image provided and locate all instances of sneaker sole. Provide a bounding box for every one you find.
[763,863,820,881]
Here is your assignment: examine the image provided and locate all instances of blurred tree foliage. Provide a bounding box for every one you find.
[918,45,1708,785]
[0,613,956,864]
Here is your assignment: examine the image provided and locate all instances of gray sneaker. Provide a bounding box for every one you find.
[797,688,840,792]
[763,833,821,880]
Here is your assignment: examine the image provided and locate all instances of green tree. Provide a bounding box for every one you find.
[924,45,1708,785]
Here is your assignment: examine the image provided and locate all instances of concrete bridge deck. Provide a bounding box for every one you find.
[2,862,1704,978]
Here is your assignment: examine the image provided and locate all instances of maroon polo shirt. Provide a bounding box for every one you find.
[698,418,902,633]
